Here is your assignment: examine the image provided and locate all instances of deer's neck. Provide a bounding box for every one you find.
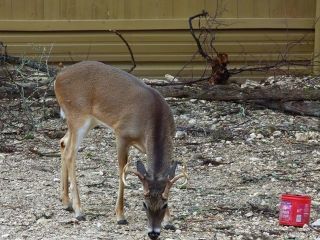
[145,92,174,179]
[146,126,173,179]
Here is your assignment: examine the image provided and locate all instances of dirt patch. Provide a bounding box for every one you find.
[1,98,320,240]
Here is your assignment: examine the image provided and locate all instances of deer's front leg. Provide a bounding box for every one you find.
[163,207,176,231]
[115,137,129,225]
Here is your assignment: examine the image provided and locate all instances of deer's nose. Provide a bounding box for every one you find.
[148,231,160,240]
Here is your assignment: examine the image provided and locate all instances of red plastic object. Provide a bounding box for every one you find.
[279,194,311,227]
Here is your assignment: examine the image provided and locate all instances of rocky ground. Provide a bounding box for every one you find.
[1,94,320,240]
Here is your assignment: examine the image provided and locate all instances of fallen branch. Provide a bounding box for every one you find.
[28,147,60,157]
[153,84,320,102]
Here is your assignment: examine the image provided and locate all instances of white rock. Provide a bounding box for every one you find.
[175,131,187,140]
[245,212,253,217]
[309,131,320,139]
[36,218,49,225]
[175,229,182,234]
[53,177,60,182]
[249,157,260,161]
[210,125,217,130]
[97,222,102,228]
[249,133,256,139]
[188,119,197,126]
[312,150,320,156]
[256,133,264,139]
[164,74,177,81]
[215,157,223,162]
[272,131,281,137]
[88,146,97,150]
[211,118,218,124]
[241,79,260,89]
[295,132,308,142]
[1,234,10,239]
[311,219,320,227]
[0,154,5,163]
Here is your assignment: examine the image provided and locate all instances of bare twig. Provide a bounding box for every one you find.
[107,29,136,73]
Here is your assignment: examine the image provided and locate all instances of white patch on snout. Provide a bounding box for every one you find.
[148,227,161,234]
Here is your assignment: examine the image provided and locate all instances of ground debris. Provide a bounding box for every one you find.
[1,94,320,239]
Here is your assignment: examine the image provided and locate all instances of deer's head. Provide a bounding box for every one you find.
[123,161,187,240]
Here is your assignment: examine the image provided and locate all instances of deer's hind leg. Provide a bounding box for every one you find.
[60,130,72,211]
[60,117,93,220]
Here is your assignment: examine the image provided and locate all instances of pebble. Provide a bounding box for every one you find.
[175,229,182,234]
[0,154,5,163]
[53,177,60,182]
[211,118,218,124]
[1,234,10,239]
[164,74,176,81]
[311,219,320,227]
[249,133,256,139]
[256,133,264,139]
[245,212,253,217]
[295,132,308,142]
[36,218,50,225]
[97,222,102,229]
[175,131,187,140]
[88,146,97,150]
[188,119,197,126]
[272,131,281,137]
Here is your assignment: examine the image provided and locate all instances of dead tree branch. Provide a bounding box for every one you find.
[188,11,230,85]
[107,29,136,73]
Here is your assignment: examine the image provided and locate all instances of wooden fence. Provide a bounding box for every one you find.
[0,0,318,79]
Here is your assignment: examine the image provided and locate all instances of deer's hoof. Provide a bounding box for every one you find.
[117,219,128,225]
[75,214,86,221]
[163,223,176,231]
[63,204,73,212]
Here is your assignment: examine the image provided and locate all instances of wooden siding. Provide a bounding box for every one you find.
[0,0,317,79]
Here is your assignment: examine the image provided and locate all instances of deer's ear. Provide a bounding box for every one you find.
[167,161,178,179]
[136,160,148,179]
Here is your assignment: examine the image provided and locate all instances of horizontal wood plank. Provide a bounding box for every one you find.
[0,18,315,31]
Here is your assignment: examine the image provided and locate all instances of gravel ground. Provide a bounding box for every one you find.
[1,97,320,240]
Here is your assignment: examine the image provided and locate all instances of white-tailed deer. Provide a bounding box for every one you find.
[54,61,187,240]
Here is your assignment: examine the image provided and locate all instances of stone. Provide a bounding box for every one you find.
[272,131,281,137]
[295,132,308,142]
[175,131,187,140]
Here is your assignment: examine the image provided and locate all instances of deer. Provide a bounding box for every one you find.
[54,61,187,240]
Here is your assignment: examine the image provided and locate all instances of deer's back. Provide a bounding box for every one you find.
[54,61,174,136]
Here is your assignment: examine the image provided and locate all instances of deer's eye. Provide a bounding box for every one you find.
[143,202,148,210]
[162,203,168,210]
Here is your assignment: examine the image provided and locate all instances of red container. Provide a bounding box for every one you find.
[279,194,311,227]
